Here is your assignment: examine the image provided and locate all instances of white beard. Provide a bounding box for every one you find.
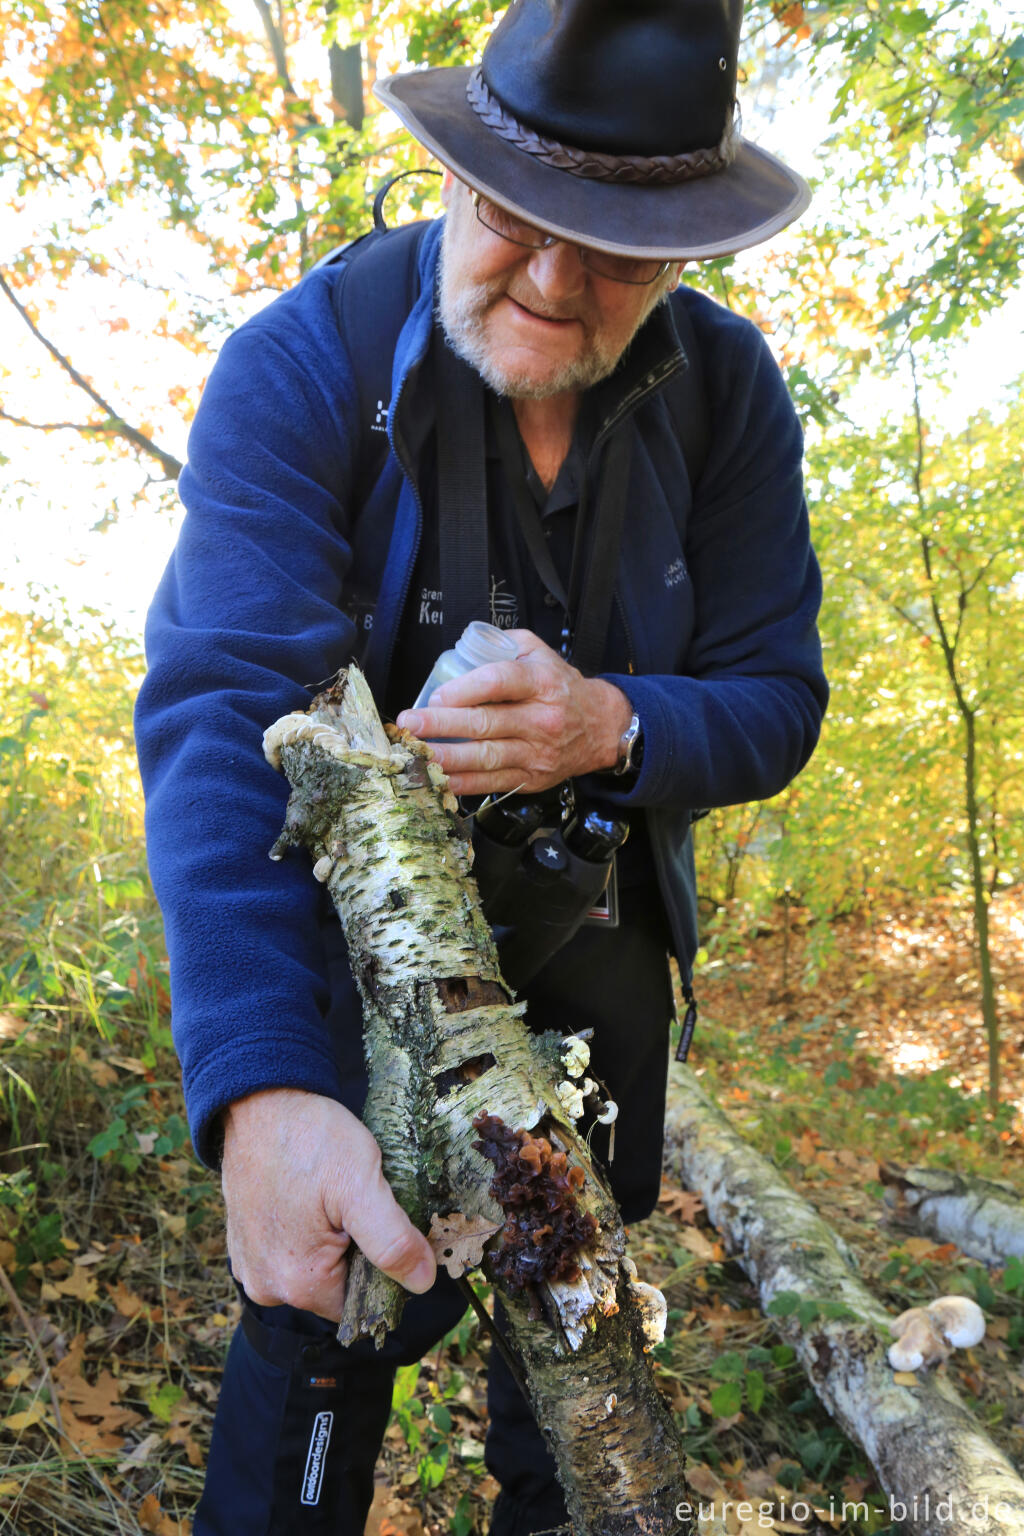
[436,216,673,401]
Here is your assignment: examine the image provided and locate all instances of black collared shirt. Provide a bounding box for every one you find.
[386,385,652,888]
[387,391,632,713]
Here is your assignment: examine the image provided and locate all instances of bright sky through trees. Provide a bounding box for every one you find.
[1,0,1021,633]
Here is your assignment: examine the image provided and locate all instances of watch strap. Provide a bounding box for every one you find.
[612,712,643,776]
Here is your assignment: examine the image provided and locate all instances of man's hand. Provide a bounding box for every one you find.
[221,1088,436,1322]
[396,630,633,796]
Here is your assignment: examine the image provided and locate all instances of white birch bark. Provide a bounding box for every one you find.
[264,668,709,1536]
[880,1163,1024,1265]
[663,1064,1024,1536]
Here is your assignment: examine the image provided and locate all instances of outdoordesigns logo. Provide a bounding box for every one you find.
[301,1411,333,1507]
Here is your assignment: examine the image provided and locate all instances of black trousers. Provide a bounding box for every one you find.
[195,886,674,1536]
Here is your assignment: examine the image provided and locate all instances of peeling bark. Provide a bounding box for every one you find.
[265,668,703,1536]
[880,1162,1024,1266]
[663,1065,1024,1536]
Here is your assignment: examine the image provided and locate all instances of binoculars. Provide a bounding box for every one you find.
[470,794,629,990]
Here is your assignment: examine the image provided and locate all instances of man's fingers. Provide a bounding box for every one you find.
[228,1227,352,1321]
[398,704,501,741]
[433,658,537,708]
[446,768,542,796]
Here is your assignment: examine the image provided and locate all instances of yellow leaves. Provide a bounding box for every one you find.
[43,1264,99,1304]
[3,1400,54,1434]
[771,3,811,42]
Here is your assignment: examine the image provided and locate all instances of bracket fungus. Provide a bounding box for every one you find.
[619,1257,668,1350]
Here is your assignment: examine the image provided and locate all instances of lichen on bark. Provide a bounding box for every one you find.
[265,666,699,1536]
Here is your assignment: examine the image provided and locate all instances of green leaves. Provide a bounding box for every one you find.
[767,1291,859,1326]
[709,1380,743,1416]
[706,1350,771,1417]
[87,1118,128,1159]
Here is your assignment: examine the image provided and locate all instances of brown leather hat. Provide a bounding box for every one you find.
[374,0,811,262]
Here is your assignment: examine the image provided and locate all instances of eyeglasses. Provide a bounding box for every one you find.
[472,192,672,287]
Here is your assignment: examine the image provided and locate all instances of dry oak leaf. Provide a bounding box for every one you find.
[166,1402,204,1467]
[53,1267,99,1303]
[365,1482,426,1536]
[107,1279,146,1318]
[137,1491,191,1535]
[901,1236,947,1262]
[657,1183,704,1224]
[427,1212,502,1278]
[677,1226,719,1263]
[53,1334,142,1453]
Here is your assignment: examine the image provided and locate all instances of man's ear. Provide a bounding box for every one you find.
[440,168,456,205]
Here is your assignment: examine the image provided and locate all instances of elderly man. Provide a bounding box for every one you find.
[135,1,828,1531]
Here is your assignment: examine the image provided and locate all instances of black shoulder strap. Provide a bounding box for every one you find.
[323,221,430,499]
[434,340,490,649]
[319,233,709,688]
[665,292,710,494]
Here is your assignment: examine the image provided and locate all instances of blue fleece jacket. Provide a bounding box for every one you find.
[135,218,827,1166]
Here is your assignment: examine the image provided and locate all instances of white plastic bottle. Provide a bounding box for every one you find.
[413,621,520,709]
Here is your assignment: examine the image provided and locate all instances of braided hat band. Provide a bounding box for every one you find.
[466,68,739,187]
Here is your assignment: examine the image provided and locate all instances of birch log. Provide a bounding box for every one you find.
[663,1064,1024,1536]
[880,1163,1024,1266]
[264,668,702,1536]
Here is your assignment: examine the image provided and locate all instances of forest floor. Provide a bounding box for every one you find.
[1,894,1022,1536]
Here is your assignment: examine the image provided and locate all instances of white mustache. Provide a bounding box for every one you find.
[505,290,587,324]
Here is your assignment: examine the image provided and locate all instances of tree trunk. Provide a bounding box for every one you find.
[663,1065,1024,1536]
[264,668,703,1536]
[880,1162,1024,1265]
[960,707,1002,1108]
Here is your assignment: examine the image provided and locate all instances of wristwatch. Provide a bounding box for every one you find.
[612,712,643,777]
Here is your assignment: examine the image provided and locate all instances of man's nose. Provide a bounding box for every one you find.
[524,239,586,301]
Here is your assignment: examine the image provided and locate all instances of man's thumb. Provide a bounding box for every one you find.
[344,1177,436,1295]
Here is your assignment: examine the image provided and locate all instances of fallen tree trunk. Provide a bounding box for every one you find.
[663,1064,1024,1536]
[264,668,701,1536]
[880,1163,1024,1266]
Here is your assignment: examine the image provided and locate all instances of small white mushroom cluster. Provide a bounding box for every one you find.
[887,1295,986,1373]
[556,1036,618,1127]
